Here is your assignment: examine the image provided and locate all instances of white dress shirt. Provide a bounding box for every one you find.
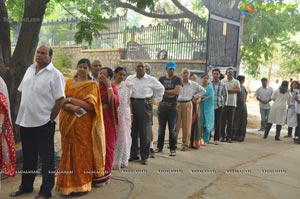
[126,73,165,103]
[16,62,65,127]
[178,80,206,101]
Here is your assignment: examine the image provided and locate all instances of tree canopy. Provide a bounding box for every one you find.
[240,0,300,78]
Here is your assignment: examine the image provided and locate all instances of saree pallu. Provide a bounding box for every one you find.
[0,92,16,177]
[190,99,202,148]
[56,79,105,195]
[94,84,119,182]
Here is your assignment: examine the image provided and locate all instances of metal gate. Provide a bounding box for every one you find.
[206,0,241,71]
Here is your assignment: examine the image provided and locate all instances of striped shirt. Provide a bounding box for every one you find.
[212,80,228,109]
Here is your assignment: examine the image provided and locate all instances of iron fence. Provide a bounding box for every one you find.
[12,15,207,60]
[123,21,207,60]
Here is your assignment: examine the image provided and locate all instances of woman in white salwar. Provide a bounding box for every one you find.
[112,67,133,169]
[285,81,300,138]
[264,81,290,141]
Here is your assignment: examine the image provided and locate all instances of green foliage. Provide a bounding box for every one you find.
[191,0,208,19]
[74,8,111,47]
[52,48,73,76]
[281,40,300,74]
[5,0,24,22]
[241,0,300,77]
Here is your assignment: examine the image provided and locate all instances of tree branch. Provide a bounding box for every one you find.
[115,1,203,22]
[171,0,205,24]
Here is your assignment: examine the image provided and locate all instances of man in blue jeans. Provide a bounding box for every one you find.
[155,61,182,156]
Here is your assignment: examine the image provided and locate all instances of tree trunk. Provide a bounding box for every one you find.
[6,0,49,140]
[0,0,11,78]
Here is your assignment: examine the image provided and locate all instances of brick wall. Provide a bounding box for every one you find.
[51,46,206,77]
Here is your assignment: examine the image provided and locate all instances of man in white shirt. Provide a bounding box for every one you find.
[126,62,164,165]
[220,67,240,143]
[10,45,65,199]
[176,68,205,150]
[255,78,273,131]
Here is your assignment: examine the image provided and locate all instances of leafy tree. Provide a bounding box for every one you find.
[240,0,300,77]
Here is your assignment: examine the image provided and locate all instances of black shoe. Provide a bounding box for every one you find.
[275,138,281,141]
[149,148,155,158]
[227,138,232,143]
[284,135,292,138]
[154,148,162,153]
[129,156,139,162]
[141,159,148,165]
[169,150,176,156]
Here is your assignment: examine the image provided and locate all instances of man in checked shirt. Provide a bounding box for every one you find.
[211,68,228,145]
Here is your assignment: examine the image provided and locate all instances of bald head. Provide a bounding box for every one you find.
[91,59,102,79]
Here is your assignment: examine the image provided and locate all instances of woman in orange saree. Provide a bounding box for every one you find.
[93,67,119,187]
[0,76,16,180]
[56,59,105,196]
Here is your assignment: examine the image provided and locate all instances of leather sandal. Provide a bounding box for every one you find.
[10,190,32,197]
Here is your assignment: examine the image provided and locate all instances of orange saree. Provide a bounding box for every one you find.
[56,79,105,195]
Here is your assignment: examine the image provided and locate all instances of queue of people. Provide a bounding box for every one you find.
[1,45,299,199]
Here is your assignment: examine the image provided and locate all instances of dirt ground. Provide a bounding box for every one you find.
[1,98,299,199]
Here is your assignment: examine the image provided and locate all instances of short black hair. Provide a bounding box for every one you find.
[219,73,225,80]
[212,68,220,74]
[101,67,114,79]
[49,48,53,56]
[261,78,267,82]
[237,75,245,82]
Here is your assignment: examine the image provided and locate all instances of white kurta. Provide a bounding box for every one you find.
[287,90,298,127]
[268,89,290,125]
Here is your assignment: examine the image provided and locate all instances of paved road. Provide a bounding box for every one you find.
[1,99,299,199]
[1,133,299,199]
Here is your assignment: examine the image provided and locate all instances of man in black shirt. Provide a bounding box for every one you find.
[155,61,182,156]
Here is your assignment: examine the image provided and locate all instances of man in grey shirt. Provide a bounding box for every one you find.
[255,78,273,131]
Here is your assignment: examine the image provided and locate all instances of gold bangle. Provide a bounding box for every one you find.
[107,87,113,90]
[68,98,71,103]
